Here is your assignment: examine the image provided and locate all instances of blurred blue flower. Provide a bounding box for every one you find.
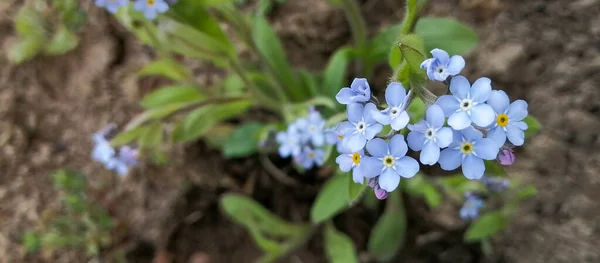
[360,135,419,192]
[407,104,453,165]
[95,0,129,13]
[276,126,302,158]
[486,90,529,147]
[336,148,365,184]
[436,76,496,130]
[296,109,326,146]
[420,48,465,82]
[106,146,139,176]
[481,176,510,193]
[459,194,484,220]
[438,127,500,179]
[134,0,169,19]
[300,146,324,169]
[372,82,411,130]
[92,134,116,165]
[335,78,371,105]
[338,103,382,152]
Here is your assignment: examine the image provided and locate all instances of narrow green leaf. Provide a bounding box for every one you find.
[398,34,426,72]
[516,185,537,200]
[138,59,191,81]
[7,37,44,64]
[465,211,508,242]
[138,123,162,147]
[323,47,354,99]
[368,190,406,261]
[168,2,231,46]
[220,75,246,96]
[324,223,359,263]
[388,45,403,70]
[141,85,205,109]
[523,116,541,138]
[415,17,479,55]
[348,175,367,205]
[311,173,351,224]
[223,122,265,158]
[110,126,149,146]
[367,24,401,66]
[14,4,46,37]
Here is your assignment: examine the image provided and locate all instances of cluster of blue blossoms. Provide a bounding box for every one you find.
[276,107,337,169]
[91,124,139,176]
[332,48,528,206]
[94,0,174,19]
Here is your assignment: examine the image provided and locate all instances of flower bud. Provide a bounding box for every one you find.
[497,149,515,166]
[374,187,389,200]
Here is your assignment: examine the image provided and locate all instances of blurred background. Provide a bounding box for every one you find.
[0,0,599,262]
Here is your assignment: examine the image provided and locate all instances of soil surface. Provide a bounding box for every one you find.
[1,0,599,263]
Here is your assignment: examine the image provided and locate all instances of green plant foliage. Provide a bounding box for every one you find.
[138,59,192,81]
[415,17,479,55]
[223,122,265,158]
[404,174,441,208]
[324,223,359,263]
[368,191,407,261]
[523,116,541,138]
[323,47,355,100]
[311,173,359,224]
[464,211,508,242]
[141,85,205,109]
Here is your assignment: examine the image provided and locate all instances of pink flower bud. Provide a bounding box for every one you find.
[374,187,389,200]
[497,149,515,166]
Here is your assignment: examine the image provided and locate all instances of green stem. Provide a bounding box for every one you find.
[339,0,368,77]
[400,0,419,35]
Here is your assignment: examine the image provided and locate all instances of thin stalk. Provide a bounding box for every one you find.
[339,0,368,77]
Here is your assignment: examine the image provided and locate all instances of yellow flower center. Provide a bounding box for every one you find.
[308,152,315,158]
[497,113,509,127]
[337,135,344,140]
[383,155,395,167]
[352,152,361,165]
[147,0,155,6]
[461,142,474,154]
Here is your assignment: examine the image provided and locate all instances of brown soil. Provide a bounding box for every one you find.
[1,0,599,263]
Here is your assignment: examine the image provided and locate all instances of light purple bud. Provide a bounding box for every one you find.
[374,187,389,200]
[368,178,378,188]
[497,149,515,166]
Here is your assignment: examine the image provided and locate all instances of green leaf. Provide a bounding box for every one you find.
[368,191,406,261]
[7,37,44,64]
[484,160,507,177]
[22,231,41,253]
[168,2,231,46]
[415,17,479,55]
[388,45,403,70]
[367,24,401,66]
[348,175,367,205]
[252,16,301,99]
[324,223,359,263]
[223,122,264,158]
[403,174,441,208]
[407,97,425,124]
[465,211,508,242]
[138,59,191,81]
[397,34,426,72]
[110,126,149,146]
[311,173,354,224]
[44,25,79,56]
[14,4,46,38]
[138,123,163,147]
[220,75,246,96]
[517,185,537,200]
[141,85,205,109]
[523,116,541,138]
[323,47,354,99]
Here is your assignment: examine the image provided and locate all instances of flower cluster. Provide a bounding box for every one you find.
[459,193,484,220]
[94,0,171,19]
[91,124,139,176]
[332,48,529,199]
[276,108,334,169]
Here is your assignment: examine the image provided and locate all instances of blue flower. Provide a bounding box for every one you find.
[134,0,169,19]
[359,135,419,192]
[335,78,371,105]
[438,127,500,179]
[481,176,510,193]
[300,146,324,169]
[338,103,383,152]
[106,146,139,176]
[276,126,303,158]
[372,82,411,130]
[92,134,116,165]
[336,148,365,184]
[95,0,129,13]
[436,76,496,130]
[407,104,454,165]
[485,90,529,147]
[296,109,326,146]
[420,49,465,82]
[459,194,484,220]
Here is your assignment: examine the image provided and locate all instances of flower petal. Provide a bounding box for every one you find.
[426,104,445,128]
[359,157,383,178]
[336,154,353,172]
[487,126,507,148]
[447,55,465,75]
[407,131,425,151]
[366,138,388,157]
[396,156,419,178]
[385,82,406,107]
[448,111,472,130]
[344,133,366,152]
[435,127,453,148]
[461,126,483,142]
[372,110,391,125]
[450,75,470,99]
[378,168,400,192]
[364,123,383,140]
[474,138,499,160]
[144,8,158,19]
[336,88,355,104]
[156,2,169,12]
[436,95,460,116]
[513,121,528,130]
[420,141,440,165]
[506,125,525,146]
[420,58,433,69]
[346,103,364,123]
[470,104,495,127]
[408,121,428,132]
[352,168,365,184]
[462,154,485,179]
[134,0,145,10]
[390,111,410,130]
[363,103,379,124]
[470,77,492,103]
[439,148,462,170]
[389,134,408,157]
[487,90,510,113]
[507,100,528,121]
[431,48,450,64]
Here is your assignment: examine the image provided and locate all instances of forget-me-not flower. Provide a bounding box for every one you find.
[372,82,411,130]
[335,78,371,105]
[436,76,496,130]
[106,146,139,176]
[95,0,129,13]
[485,90,529,147]
[276,126,302,158]
[407,104,454,165]
[134,0,169,19]
[336,148,365,184]
[459,194,484,220]
[420,49,465,82]
[338,103,382,152]
[300,146,324,169]
[481,176,510,193]
[92,134,116,165]
[438,127,500,179]
[296,109,326,146]
[360,135,419,192]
